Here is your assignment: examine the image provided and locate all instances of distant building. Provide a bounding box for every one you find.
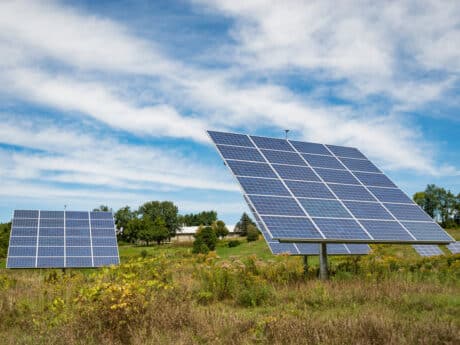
[172,225,239,242]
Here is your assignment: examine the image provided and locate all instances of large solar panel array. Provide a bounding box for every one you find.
[412,245,444,257]
[249,198,370,255]
[7,210,120,268]
[208,131,454,245]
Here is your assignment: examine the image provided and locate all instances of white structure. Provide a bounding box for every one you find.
[172,224,238,242]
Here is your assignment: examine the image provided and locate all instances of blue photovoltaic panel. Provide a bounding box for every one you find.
[208,131,454,244]
[312,218,371,240]
[248,195,305,216]
[261,216,322,239]
[338,157,380,173]
[402,222,453,241]
[227,160,277,178]
[354,172,396,188]
[447,242,460,254]
[251,136,294,151]
[285,181,335,199]
[412,245,443,257]
[237,177,290,196]
[368,187,413,204]
[262,149,306,165]
[289,141,331,155]
[301,154,344,169]
[327,184,376,201]
[359,220,413,241]
[343,201,393,220]
[314,168,360,185]
[384,203,433,221]
[208,131,254,147]
[326,145,366,159]
[299,199,352,218]
[272,164,320,182]
[7,210,119,268]
[217,145,265,162]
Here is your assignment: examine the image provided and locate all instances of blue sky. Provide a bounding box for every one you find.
[0,0,459,224]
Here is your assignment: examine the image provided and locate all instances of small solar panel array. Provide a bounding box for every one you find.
[7,210,119,268]
[208,131,454,245]
[447,242,460,254]
[412,245,444,257]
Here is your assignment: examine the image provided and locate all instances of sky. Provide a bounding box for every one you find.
[0,0,459,224]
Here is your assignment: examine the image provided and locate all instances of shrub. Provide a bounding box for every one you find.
[228,240,241,248]
[246,224,259,242]
[140,249,148,258]
[192,225,217,254]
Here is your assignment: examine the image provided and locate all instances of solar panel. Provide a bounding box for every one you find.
[255,214,370,256]
[6,210,120,268]
[412,245,444,257]
[208,131,454,244]
[447,242,460,254]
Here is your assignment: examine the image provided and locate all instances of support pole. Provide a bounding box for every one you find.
[319,243,328,280]
[303,255,308,275]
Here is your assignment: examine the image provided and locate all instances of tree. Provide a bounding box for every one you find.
[212,220,229,239]
[246,224,259,242]
[0,222,11,259]
[235,213,257,236]
[192,225,217,253]
[179,211,218,226]
[138,201,180,238]
[151,217,169,245]
[93,205,111,212]
[114,206,136,241]
[124,218,144,244]
[192,235,209,254]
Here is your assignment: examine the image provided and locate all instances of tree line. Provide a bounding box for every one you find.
[413,184,460,228]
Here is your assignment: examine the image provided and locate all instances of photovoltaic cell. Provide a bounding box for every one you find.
[447,242,460,254]
[299,199,352,218]
[343,201,393,220]
[368,187,413,204]
[327,184,376,201]
[338,157,380,173]
[384,204,433,221]
[227,160,277,178]
[289,141,331,155]
[217,145,264,162]
[314,168,360,185]
[7,210,119,268]
[262,149,306,165]
[251,136,294,151]
[302,154,344,169]
[326,145,366,159]
[208,131,254,147]
[208,131,454,245]
[354,172,396,187]
[285,181,335,199]
[248,195,305,216]
[412,245,443,257]
[312,218,371,240]
[272,164,320,182]
[237,177,290,196]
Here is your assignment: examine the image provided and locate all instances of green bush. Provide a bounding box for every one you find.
[246,224,259,242]
[228,240,241,248]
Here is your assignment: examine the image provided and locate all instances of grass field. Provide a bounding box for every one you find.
[0,231,459,344]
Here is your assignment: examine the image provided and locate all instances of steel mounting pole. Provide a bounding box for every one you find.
[319,243,328,280]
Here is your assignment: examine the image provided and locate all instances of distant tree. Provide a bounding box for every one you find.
[0,222,11,259]
[114,206,136,241]
[192,225,217,253]
[192,235,209,254]
[246,224,259,242]
[93,205,111,212]
[212,220,229,239]
[180,211,218,226]
[235,213,257,236]
[124,218,144,244]
[151,217,169,245]
[138,201,180,238]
